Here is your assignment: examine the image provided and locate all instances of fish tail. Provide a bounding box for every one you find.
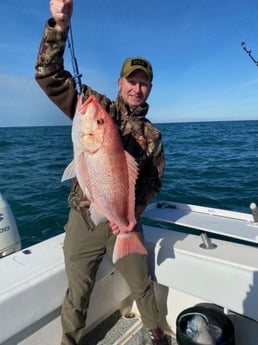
[112,233,147,263]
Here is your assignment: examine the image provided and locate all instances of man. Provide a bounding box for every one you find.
[35,1,168,344]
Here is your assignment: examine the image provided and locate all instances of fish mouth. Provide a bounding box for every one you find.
[79,133,103,154]
[80,133,94,145]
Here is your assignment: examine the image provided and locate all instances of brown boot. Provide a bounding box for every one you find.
[148,327,170,345]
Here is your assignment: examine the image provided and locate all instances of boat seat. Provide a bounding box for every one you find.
[143,201,258,244]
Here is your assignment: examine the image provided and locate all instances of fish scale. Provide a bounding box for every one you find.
[84,152,129,221]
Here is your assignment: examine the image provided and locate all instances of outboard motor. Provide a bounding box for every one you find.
[0,192,21,257]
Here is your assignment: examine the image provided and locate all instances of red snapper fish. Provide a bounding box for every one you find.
[62,95,147,263]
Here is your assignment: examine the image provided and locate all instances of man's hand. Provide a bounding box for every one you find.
[49,0,73,31]
[109,222,120,236]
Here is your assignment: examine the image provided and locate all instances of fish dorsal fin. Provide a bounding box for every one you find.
[125,151,138,221]
[125,151,138,190]
[61,160,76,182]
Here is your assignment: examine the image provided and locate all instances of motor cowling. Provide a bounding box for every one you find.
[0,192,21,257]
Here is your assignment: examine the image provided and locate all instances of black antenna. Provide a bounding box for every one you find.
[241,42,258,66]
[67,22,83,94]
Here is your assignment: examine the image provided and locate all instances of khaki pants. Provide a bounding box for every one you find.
[61,208,160,345]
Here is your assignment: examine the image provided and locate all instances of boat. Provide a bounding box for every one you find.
[0,192,258,345]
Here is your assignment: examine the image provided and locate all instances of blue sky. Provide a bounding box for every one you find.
[1,0,258,127]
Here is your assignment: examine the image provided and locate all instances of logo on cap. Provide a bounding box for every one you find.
[131,59,148,69]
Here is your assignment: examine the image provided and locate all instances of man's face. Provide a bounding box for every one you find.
[118,69,152,109]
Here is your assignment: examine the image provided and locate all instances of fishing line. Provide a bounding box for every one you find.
[241,42,258,67]
[67,21,83,95]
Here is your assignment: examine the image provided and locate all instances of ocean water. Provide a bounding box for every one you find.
[1,120,258,249]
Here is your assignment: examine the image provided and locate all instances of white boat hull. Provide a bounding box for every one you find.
[1,202,258,344]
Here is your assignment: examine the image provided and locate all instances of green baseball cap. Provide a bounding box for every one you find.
[120,57,153,81]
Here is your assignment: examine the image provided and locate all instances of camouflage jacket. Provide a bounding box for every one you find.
[35,19,165,218]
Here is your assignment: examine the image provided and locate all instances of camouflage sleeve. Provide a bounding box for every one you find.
[135,124,165,216]
[35,18,78,119]
[35,19,113,120]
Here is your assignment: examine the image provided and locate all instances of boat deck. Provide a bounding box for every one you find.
[82,310,177,345]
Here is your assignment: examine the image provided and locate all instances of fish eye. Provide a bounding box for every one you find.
[97,118,104,125]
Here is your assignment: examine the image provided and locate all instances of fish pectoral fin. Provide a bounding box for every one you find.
[112,233,147,263]
[61,160,76,182]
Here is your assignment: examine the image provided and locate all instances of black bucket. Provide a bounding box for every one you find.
[176,304,235,345]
